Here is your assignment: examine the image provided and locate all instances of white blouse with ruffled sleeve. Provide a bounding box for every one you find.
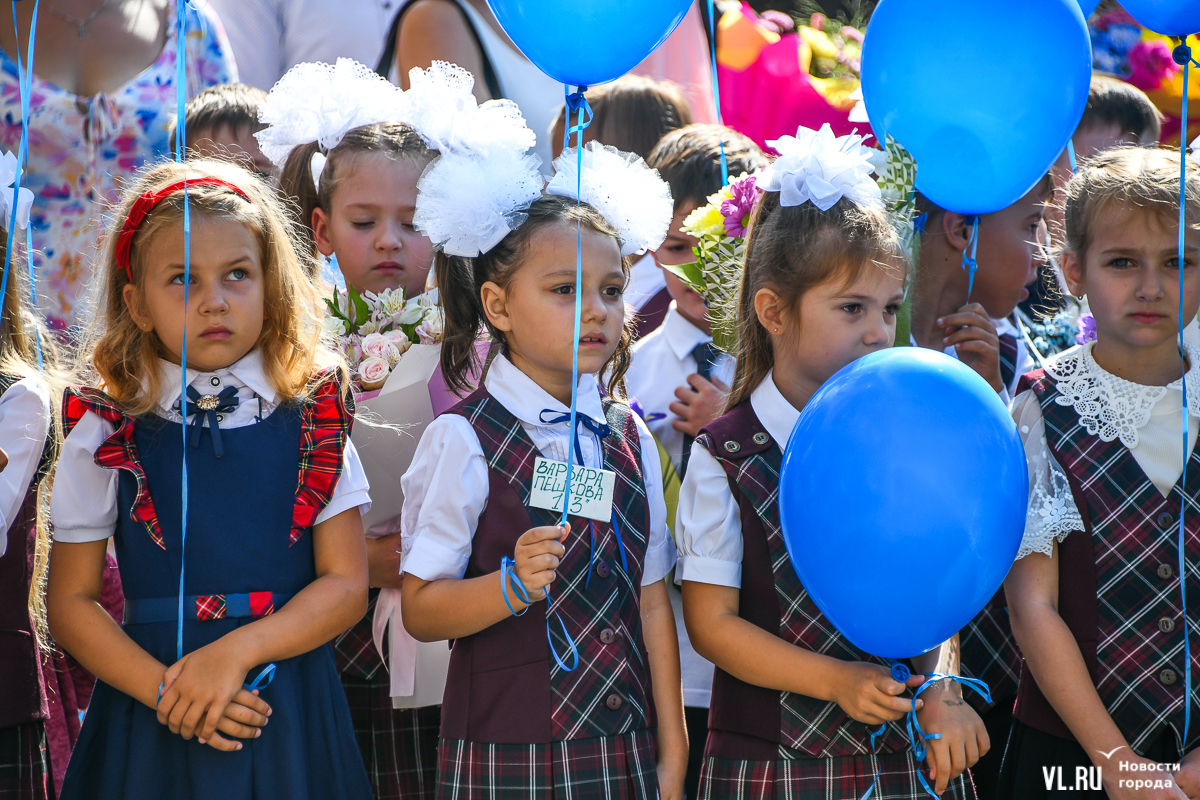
[1014,342,1200,560]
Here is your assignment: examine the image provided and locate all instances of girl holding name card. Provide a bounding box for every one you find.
[398,140,688,800]
[677,126,986,800]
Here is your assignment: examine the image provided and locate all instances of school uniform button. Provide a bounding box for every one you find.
[1159,617,1176,634]
[1161,669,1178,686]
[209,376,221,387]
[752,432,770,445]
[605,694,623,711]
[1159,564,1175,580]
[1157,511,1175,530]
[723,440,741,453]
[596,561,611,578]
[599,628,616,644]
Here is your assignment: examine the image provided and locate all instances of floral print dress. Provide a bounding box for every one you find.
[0,2,236,331]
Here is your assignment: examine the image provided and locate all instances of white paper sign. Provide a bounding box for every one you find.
[529,456,616,522]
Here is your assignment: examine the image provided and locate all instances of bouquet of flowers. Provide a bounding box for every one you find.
[324,285,444,392]
[664,171,763,353]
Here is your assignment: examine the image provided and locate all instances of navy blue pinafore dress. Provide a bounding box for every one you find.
[58,379,371,800]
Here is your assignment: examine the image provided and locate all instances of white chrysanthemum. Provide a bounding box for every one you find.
[545,142,673,256]
[759,123,882,211]
[414,149,545,257]
[404,61,535,157]
[256,58,407,167]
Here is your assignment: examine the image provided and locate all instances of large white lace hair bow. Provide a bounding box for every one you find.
[255,58,406,170]
[545,142,673,257]
[759,123,882,211]
[403,61,535,157]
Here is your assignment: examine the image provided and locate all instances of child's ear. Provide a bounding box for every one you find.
[1060,249,1085,299]
[943,213,973,254]
[478,280,514,333]
[122,283,152,332]
[312,207,334,257]
[753,287,786,335]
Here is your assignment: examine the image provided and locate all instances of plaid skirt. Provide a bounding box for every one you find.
[436,730,658,800]
[699,748,976,800]
[340,669,441,800]
[0,722,53,800]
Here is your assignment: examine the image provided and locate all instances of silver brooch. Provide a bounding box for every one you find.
[196,394,220,411]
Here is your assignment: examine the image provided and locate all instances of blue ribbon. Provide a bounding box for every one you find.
[705,0,728,185]
[961,216,980,300]
[1173,37,1195,748]
[499,556,579,671]
[538,408,610,466]
[178,385,239,457]
[906,674,992,799]
[1066,139,1077,174]
[6,0,39,369]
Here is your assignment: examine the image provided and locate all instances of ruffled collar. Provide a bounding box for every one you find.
[1046,341,1200,449]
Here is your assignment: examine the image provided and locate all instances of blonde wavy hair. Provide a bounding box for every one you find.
[84,158,343,416]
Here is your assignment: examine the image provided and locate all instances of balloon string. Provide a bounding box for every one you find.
[705,0,728,185]
[4,0,37,369]
[1067,139,1077,173]
[1173,36,1194,747]
[907,674,992,799]
[962,216,980,300]
[174,0,189,664]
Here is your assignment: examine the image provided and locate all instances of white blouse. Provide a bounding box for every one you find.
[0,376,51,556]
[626,302,736,473]
[51,351,371,542]
[399,354,677,585]
[676,371,799,589]
[1014,342,1200,560]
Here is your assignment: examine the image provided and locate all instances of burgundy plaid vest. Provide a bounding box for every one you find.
[0,375,54,728]
[1013,370,1200,753]
[697,401,910,759]
[441,388,656,744]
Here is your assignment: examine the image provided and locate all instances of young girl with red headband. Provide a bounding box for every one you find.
[46,158,374,799]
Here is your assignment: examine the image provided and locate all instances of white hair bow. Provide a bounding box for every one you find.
[759,124,882,211]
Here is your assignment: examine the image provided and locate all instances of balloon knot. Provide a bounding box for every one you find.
[1174,43,1193,66]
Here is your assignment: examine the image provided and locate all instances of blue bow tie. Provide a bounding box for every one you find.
[538,409,609,466]
[177,385,240,458]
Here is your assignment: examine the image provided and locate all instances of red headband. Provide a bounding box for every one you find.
[115,178,251,281]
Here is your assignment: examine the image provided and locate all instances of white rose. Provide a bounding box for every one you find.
[383,328,412,356]
[358,356,390,389]
[323,314,347,339]
[361,332,392,359]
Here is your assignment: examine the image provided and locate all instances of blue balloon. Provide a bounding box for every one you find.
[1077,0,1101,17]
[861,0,1092,215]
[778,349,1028,659]
[486,0,693,87]
[1120,0,1200,36]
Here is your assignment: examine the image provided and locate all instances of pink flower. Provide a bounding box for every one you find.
[361,332,396,360]
[383,328,412,355]
[358,356,390,389]
[1127,40,1180,91]
[720,174,761,238]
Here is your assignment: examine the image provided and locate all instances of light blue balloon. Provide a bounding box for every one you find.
[485,0,693,87]
[1077,0,1101,18]
[1120,1,1200,36]
[861,0,1092,215]
[778,349,1028,659]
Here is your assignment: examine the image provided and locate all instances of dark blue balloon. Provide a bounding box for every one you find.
[779,349,1028,659]
[861,0,1092,215]
[1119,1,1200,35]
[485,0,693,87]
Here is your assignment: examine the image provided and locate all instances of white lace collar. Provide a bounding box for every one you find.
[1046,341,1200,448]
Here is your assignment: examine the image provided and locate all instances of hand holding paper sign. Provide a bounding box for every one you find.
[511,523,570,605]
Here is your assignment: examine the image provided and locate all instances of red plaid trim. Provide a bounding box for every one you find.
[63,387,164,549]
[453,392,655,741]
[292,368,355,545]
[698,750,975,800]
[698,406,910,759]
[1028,370,1200,752]
[435,731,657,800]
[249,591,274,617]
[195,595,227,620]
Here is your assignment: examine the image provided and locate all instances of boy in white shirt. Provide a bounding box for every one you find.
[625,124,766,800]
